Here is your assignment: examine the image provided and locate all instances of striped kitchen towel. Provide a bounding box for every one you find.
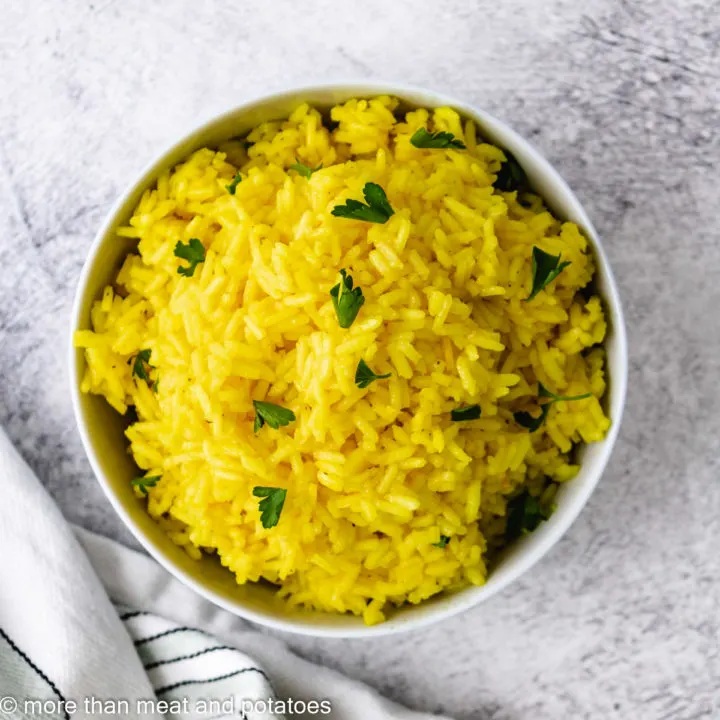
[0,428,450,720]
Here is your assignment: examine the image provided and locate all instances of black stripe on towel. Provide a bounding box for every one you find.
[134,626,209,646]
[145,644,235,670]
[120,610,150,621]
[0,626,70,720]
[155,666,269,695]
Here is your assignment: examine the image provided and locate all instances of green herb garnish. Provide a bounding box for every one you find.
[451,405,482,422]
[526,246,571,301]
[410,127,466,150]
[253,486,287,529]
[433,535,451,548]
[505,490,552,541]
[253,400,296,433]
[289,160,322,179]
[538,382,592,404]
[494,150,526,192]
[174,238,206,277]
[130,349,153,382]
[514,382,592,432]
[330,269,365,328]
[131,475,160,495]
[226,172,242,194]
[355,359,391,389]
[513,404,551,433]
[331,182,394,224]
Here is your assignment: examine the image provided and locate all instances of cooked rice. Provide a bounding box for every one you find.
[75,96,610,624]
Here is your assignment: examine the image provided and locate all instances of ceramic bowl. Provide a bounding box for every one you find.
[69,82,628,637]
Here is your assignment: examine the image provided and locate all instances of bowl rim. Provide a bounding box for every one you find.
[69,80,628,638]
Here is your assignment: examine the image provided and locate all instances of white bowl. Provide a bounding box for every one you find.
[69,82,628,637]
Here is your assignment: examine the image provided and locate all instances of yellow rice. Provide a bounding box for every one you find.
[75,96,610,624]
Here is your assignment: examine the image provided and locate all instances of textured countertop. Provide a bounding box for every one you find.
[1,1,719,718]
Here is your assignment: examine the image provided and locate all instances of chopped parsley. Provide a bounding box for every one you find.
[253,400,296,433]
[174,238,206,277]
[451,405,482,422]
[433,535,451,548]
[330,269,365,328]
[131,475,160,495]
[355,359,391,389]
[513,404,551,433]
[130,349,153,383]
[331,182,394,224]
[289,160,323,179]
[538,382,592,404]
[253,486,287,529]
[514,382,592,432]
[410,127,466,149]
[226,172,242,194]
[494,150,526,192]
[526,246,571,301]
[505,490,552,541]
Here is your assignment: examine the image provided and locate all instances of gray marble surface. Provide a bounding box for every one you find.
[1,1,719,718]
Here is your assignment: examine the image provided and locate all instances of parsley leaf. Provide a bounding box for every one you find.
[253,400,296,432]
[433,535,451,548]
[331,182,394,224]
[410,127,466,149]
[131,475,160,495]
[363,182,394,219]
[226,172,242,194]
[253,486,287,529]
[514,382,592,431]
[130,349,154,382]
[494,150,527,192]
[513,404,551,433]
[538,381,592,403]
[505,490,552,541]
[174,238,206,277]
[290,160,323,179]
[526,246,571,301]
[330,269,365,328]
[355,359,391,389]
[451,405,482,422]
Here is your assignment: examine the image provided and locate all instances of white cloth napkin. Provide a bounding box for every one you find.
[0,428,450,720]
